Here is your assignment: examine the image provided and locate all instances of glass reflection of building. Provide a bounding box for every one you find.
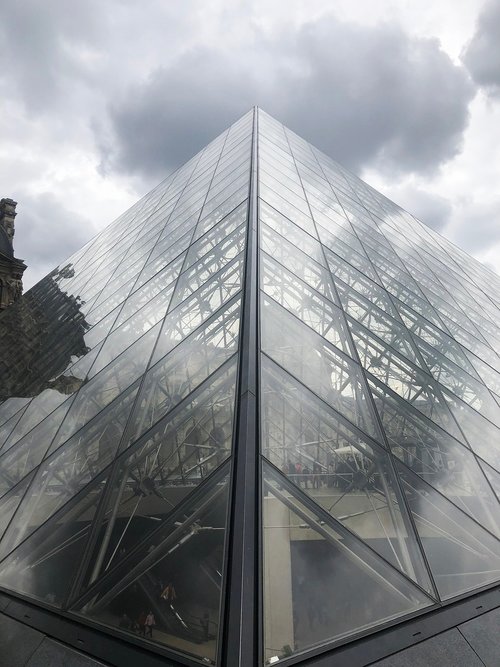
[1,108,500,667]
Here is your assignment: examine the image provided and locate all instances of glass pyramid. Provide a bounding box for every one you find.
[0,108,500,666]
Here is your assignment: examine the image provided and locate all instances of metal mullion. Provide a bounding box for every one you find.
[39,151,210,489]
[69,461,231,612]
[263,459,438,602]
[366,371,500,538]
[282,125,440,601]
[66,357,238,607]
[220,107,260,667]
[67,135,236,608]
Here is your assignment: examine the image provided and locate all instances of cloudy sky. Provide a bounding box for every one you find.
[1,0,500,289]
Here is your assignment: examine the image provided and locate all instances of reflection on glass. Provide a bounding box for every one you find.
[261,357,434,590]
[0,384,139,558]
[0,473,106,608]
[0,265,90,401]
[0,398,75,497]
[350,321,463,442]
[78,360,237,594]
[397,463,500,600]
[74,469,230,665]
[261,295,380,440]
[369,377,500,536]
[128,298,240,448]
[0,472,33,538]
[261,254,352,357]
[262,461,433,664]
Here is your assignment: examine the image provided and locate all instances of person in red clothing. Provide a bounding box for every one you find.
[137,611,147,637]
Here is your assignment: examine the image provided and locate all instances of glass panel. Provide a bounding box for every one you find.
[74,468,230,664]
[91,283,178,378]
[187,200,248,267]
[261,253,352,357]
[261,357,434,590]
[368,377,500,537]
[345,307,423,370]
[0,471,108,608]
[114,253,185,328]
[0,398,31,431]
[334,274,399,323]
[259,185,315,236]
[48,324,160,452]
[0,384,139,558]
[261,296,380,440]
[260,223,337,303]
[152,256,243,364]
[0,405,29,453]
[78,360,237,596]
[259,200,325,265]
[418,341,500,426]
[441,388,500,471]
[170,224,246,310]
[1,391,72,454]
[397,463,500,600]
[398,301,481,378]
[262,461,433,664]
[350,320,463,442]
[0,472,34,538]
[126,298,240,448]
[479,459,500,504]
[192,197,247,243]
[0,398,76,498]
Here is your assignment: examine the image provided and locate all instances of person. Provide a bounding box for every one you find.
[313,461,322,489]
[145,611,156,638]
[118,612,131,630]
[294,461,303,486]
[137,611,147,637]
[161,581,177,603]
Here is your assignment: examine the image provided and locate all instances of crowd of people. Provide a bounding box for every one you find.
[281,457,364,491]
[118,610,156,638]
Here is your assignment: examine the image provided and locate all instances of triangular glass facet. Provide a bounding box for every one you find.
[75,360,237,598]
[396,462,500,600]
[0,469,108,608]
[261,355,434,592]
[73,468,231,665]
[262,461,433,664]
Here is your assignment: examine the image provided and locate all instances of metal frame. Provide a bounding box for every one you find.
[220,106,260,667]
[1,583,500,667]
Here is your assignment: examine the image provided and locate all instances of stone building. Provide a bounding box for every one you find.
[0,198,26,311]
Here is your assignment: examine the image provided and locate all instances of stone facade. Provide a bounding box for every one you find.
[0,198,26,312]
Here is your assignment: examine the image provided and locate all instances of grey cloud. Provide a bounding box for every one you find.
[462,0,500,95]
[104,16,475,180]
[103,52,257,179]
[0,0,102,112]
[13,192,93,290]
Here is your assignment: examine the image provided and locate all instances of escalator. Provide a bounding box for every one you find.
[139,571,206,643]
